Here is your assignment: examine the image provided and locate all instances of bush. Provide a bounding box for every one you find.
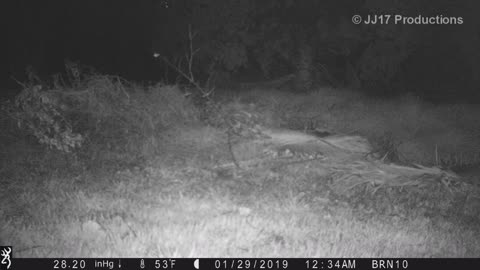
[8,84,83,153]
[5,71,200,171]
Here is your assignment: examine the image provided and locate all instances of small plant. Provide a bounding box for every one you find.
[376,132,403,163]
[9,84,83,153]
[4,62,99,153]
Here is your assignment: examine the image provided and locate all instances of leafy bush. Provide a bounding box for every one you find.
[8,85,83,153]
[5,68,200,170]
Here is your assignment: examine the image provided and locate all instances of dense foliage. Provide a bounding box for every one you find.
[151,0,479,98]
[4,0,479,101]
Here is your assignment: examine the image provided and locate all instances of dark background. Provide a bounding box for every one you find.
[2,0,479,103]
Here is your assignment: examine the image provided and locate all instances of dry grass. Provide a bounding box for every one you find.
[1,163,479,257]
[1,80,480,258]
[230,87,480,168]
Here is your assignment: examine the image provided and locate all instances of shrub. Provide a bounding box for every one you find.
[8,84,83,153]
[5,69,200,170]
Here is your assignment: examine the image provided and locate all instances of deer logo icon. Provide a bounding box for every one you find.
[0,247,11,270]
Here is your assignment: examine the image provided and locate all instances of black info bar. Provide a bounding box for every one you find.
[3,258,480,270]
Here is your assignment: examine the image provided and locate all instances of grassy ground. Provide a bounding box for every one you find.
[1,81,479,257]
[1,162,479,257]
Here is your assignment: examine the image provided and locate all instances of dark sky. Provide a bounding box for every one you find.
[2,0,156,88]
